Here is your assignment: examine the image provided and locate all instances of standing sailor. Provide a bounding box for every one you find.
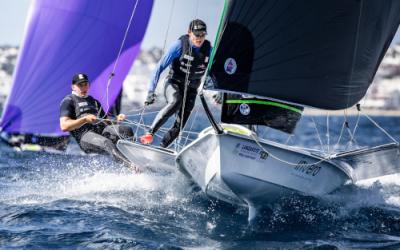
[140,19,212,147]
[60,73,134,165]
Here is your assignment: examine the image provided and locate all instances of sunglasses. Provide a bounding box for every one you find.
[76,82,89,87]
[192,31,206,38]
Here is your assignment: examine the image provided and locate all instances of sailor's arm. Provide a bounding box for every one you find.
[60,115,97,132]
[147,40,182,92]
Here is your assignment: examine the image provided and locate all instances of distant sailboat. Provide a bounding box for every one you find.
[171,0,400,220]
[0,0,153,151]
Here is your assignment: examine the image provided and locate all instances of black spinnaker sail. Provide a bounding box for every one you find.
[209,0,400,110]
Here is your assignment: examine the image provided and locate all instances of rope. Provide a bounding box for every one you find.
[161,0,176,56]
[362,112,399,144]
[176,2,202,150]
[90,0,141,141]
[285,134,293,145]
[351,105,362,139]
[176,37,194,152]
[124,107,153,115]
[333,115,346,151]
[343,107,359,150]
[310,116,325,151]
[104,0,140,112]
[326,113,330,153]
[183,106,200,146]
[177,45,193,151]
[134,106,146,142]
[130,0,175,145]
[250,133,332,167]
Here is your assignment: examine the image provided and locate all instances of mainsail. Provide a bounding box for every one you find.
[209,0,400,110]
[0,0,153,136]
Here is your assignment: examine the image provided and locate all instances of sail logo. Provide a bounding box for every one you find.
[294,160,321,177]
[234,143,268,162]
[224,58,237,75]
[239,103,250,115]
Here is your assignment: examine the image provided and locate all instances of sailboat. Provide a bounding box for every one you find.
[0,0,153,151]
[118,0,400,220]
[173,0,400,219]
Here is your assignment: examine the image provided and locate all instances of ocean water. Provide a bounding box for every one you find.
[1,115,400,249]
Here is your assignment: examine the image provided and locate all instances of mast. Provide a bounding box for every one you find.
[198,0,230,134]
[199,92,223,134]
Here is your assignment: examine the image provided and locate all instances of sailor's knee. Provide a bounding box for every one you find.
[119,125,134,138]
[103,138,116,150]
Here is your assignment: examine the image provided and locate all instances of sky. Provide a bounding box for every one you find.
[0,0,225,49]
[0,0,399,48]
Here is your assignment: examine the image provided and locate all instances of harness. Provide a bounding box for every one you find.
[69,94,105,137]
[168,35,211,89]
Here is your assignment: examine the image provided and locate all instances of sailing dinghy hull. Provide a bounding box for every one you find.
[117,140,176,172]
[177,127,352,214]
[332,143,400,182]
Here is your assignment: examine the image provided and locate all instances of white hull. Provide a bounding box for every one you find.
[177,128,352,210]
[332,143,400,182]
[117,126,400,219]
[117,140,176,172]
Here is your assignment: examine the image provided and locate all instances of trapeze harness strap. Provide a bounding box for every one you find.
[69,94,105,137]
[168,34,211,88]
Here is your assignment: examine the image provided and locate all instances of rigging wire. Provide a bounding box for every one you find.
[176,43,193,152]
[134,107,146,142]
[332,112,347,150]
[342,107,359,150]
[99,0,177,143]
[285,134,293,145]
[176,0,201,151]
[326,113,330,153]
[310,116,325,151]
[94,0,141,142]
[183,106,200,146]
[105,0,140,112]
[161,0,176,56]
[135,0,175,141]
[362,112,399,144]
[351,104,362,140]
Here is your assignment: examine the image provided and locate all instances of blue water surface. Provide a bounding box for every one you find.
[1,115,400,249]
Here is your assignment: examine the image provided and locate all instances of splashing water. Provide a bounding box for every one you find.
[1,116,400,248]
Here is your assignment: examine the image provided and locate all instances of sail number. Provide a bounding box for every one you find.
[294,160,321,176]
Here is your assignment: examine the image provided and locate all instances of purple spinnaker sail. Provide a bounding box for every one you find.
[0,0,153,135]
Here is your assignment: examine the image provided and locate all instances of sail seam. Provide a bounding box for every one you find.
[347,0,364,108]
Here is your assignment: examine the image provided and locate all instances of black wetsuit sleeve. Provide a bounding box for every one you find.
[60,97,76,118]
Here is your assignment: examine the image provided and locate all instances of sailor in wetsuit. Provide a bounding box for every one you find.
[59,73,133,165]
[140,19,212,148]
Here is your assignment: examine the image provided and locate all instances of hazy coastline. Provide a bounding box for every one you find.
[304,108,400,116]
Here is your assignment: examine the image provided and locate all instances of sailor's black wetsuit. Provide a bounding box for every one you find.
[60,94,133,164]
[148,35,211,147]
